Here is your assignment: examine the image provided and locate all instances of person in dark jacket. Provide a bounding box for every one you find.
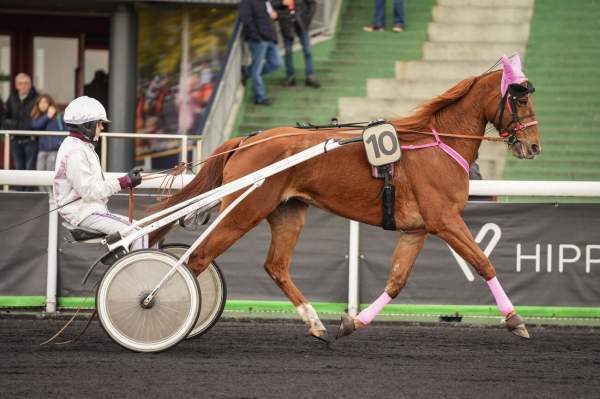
[3,73,39,178]
[84,70,109,110]
[239,0,282,105]
[271,0,320,88]
[31,94,66,180]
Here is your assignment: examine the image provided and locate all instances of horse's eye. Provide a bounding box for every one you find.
[517,98,528,106]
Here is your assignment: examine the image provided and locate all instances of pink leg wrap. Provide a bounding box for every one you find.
[356,292,392,325]
[487,276,514,317]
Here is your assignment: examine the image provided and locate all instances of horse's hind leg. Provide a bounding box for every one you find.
[435,215,529,339]
[265,200,329,341]
[337,232,427,339]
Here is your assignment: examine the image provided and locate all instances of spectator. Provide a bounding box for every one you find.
[363,0,405,33]
[31,94,66,179]
[240,0,282,106]
[84,70,109,111]
[271,0,320,88]
[3,73,39,190]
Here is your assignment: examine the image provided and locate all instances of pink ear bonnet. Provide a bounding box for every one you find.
[500,53,527,97]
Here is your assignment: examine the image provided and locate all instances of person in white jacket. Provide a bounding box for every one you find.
[53,96,147,250]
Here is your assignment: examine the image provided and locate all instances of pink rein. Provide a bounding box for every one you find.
[400,128,470,174]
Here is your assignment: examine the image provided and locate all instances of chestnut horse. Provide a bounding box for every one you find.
[150,58,540,341]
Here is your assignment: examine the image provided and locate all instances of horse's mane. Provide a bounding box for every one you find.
[391,70,500,136]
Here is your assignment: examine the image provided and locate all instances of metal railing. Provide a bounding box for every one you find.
[1,130,202,190]
[310,0,341,36]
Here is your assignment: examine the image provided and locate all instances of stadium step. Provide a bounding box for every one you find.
[338,98,420,121]
[338,0,535,179]
[437,0,534,7]
[428,23,530,43]
[367,79,457,100]
[423,42,527,61]
[432,6,532,24]
[395,60,493,81]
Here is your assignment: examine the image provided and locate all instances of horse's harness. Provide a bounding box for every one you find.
[493,81,538,145]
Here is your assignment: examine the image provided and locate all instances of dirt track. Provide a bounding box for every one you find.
[1,317,599,398]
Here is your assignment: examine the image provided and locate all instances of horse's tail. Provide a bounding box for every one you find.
[148,137,243,245]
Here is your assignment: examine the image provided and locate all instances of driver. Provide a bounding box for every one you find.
[53,96,147,250]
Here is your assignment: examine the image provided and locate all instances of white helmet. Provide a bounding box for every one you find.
[64,96,109,141]
[64,96,110,125]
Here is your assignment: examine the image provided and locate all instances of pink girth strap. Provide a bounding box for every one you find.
[400,128,469,174]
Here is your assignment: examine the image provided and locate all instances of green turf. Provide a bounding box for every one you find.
[232,0,435,136]
[3,297,599,325]
[502,0,600,185]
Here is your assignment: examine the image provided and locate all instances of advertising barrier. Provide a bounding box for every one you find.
[1,193,599,316]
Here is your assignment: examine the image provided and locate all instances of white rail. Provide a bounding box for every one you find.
[1,170,599,196]
[1,169,599,314]
[0,170,194,189]
[0,130,202,180]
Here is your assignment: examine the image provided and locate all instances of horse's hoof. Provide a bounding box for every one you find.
[310,329,331,345]
[504,313,530,339]
[336,313,356,340]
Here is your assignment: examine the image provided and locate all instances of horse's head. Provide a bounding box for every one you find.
[487,54,541,159]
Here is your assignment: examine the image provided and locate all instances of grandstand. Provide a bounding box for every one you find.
[234,0,435,135]
[235,0,600,186]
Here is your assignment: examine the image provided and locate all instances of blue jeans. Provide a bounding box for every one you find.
[12,139,38,170]
[247,40,282,102]
[283,30,314,78]
[11,139,38,191]
[373,0,405,27]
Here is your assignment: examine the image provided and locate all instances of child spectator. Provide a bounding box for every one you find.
[31,94,66,177]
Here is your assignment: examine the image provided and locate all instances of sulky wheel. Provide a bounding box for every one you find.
[96,249,201,352]
[161,244,226,339]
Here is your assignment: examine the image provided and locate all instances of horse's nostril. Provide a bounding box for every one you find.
[530,144,540,154]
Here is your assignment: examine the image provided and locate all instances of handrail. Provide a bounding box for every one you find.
[0,130,202,140]
[0,170,193,189]
[0,130,202,186]
[309,0,341,36]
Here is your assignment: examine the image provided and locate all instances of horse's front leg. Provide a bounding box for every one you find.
[435,215,530,338]
[336,232,427,339]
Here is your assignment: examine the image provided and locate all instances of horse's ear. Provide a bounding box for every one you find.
[501,53,527,96]
[511,53,523,72]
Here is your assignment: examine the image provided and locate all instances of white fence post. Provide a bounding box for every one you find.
[46,195,59,313]
[181,135,189,166]
[348,220,360,317]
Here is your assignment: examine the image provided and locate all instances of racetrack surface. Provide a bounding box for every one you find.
[1,317,599,398]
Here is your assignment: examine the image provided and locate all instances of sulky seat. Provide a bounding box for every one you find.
[62,222,106,242]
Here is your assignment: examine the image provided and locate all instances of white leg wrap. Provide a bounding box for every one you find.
[296,303,325,332]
